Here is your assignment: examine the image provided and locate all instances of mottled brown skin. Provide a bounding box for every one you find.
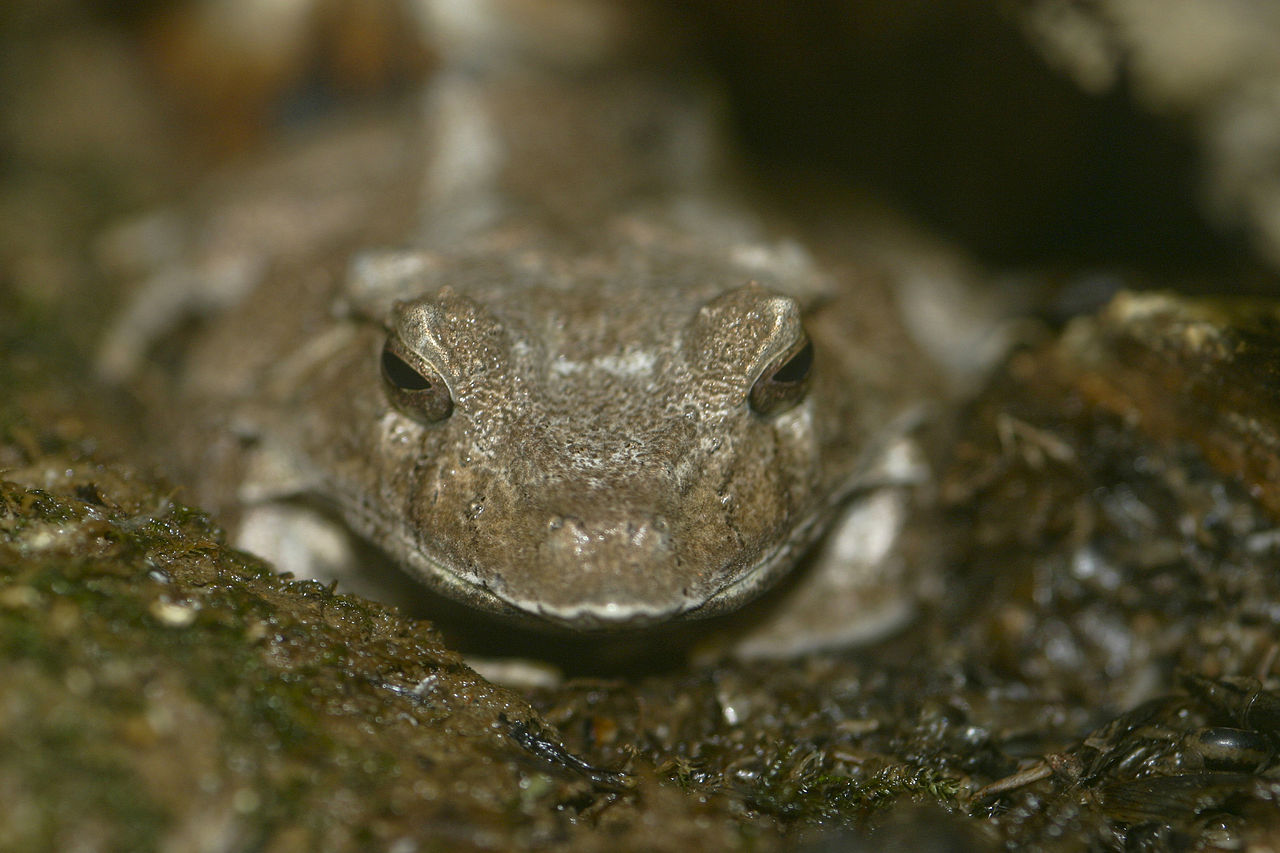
[106,4,940,642]
[166,212,929,631]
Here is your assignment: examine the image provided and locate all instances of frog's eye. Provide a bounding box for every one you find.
[381,339,453,423]
[749,334,813,416]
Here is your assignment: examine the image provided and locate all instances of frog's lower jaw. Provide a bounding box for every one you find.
[422,499,855,632]
[233,486,919,655]
[335,498,833,633]
[513,527,824,631]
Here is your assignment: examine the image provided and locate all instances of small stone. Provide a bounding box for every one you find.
[149,599,197,628]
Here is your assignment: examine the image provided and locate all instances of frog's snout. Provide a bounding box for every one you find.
[497,499,698,628]
[543,511,672,571]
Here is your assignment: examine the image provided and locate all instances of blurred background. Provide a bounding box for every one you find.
[4,0,1280,314]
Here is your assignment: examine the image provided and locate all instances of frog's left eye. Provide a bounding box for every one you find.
[381,339,453,423]
[749,335,813,416]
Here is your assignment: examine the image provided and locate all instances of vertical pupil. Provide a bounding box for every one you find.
[383,349,432,390]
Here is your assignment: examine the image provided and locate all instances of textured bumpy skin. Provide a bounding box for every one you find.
[293,231,926,628]
[104,1,943,645]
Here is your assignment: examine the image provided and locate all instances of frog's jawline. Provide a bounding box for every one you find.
[334,490,832,632]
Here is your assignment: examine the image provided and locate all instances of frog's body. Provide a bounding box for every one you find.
[100,1,954,656]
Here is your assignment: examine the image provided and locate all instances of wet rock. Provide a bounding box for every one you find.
[941,290,1280,846]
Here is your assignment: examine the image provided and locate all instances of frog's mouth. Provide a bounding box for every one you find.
[336,488,836,632]
[681,508,831,621]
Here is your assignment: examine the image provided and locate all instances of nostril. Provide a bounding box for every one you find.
[543,513,672,562]
[546,515,591,546]
[624,517,671,553]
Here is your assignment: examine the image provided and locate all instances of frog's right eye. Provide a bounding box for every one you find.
[381,339,453,423]
[749,334,813,416]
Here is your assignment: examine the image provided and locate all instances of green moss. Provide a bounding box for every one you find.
[738,744,961,826]
[6,715,171,851]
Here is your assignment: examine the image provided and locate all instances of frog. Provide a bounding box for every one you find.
[97,0,978,662]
